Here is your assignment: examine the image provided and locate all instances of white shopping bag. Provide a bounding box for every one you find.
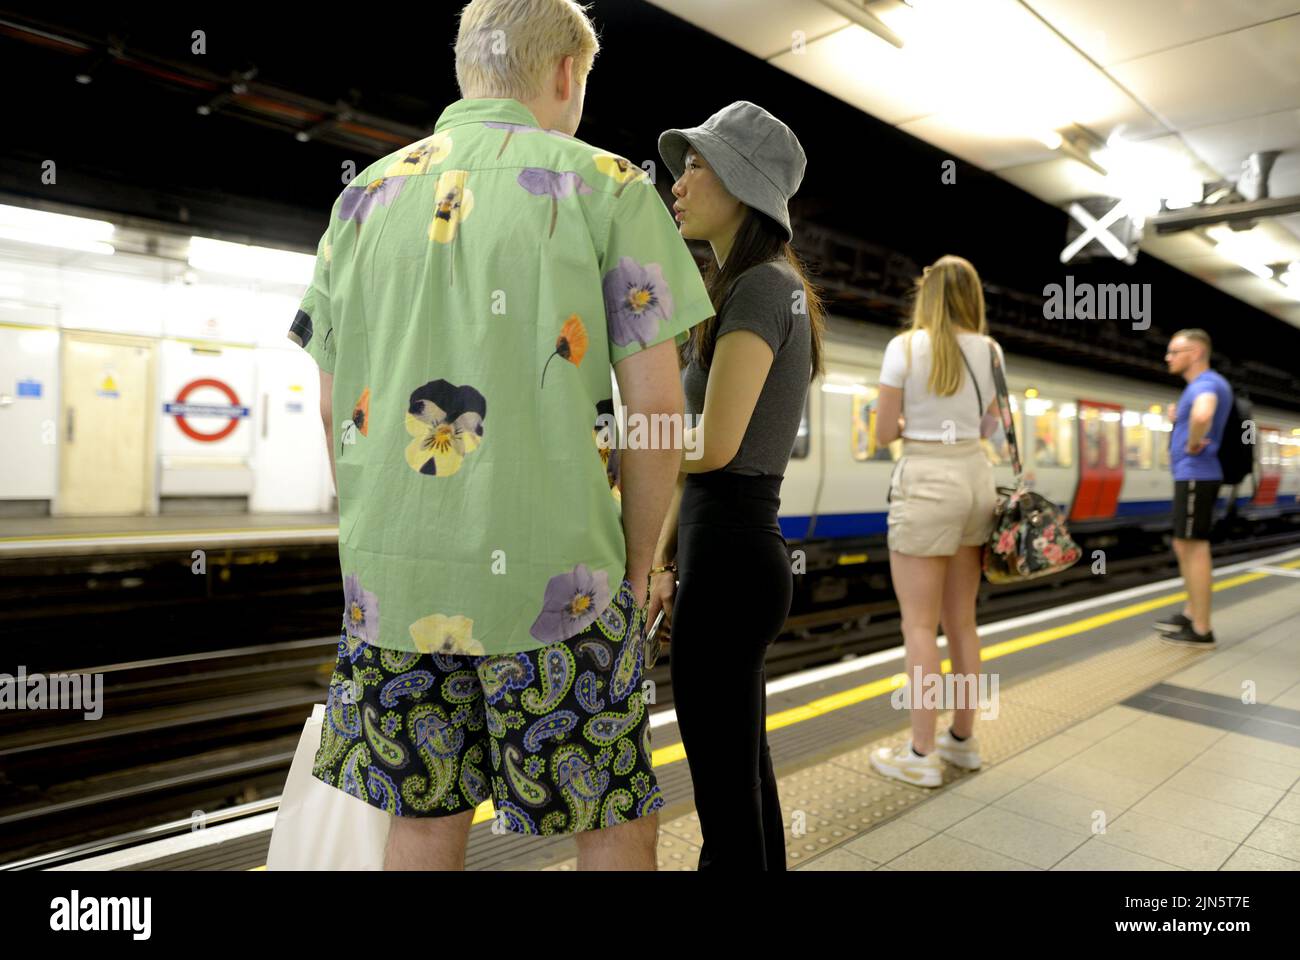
[266,703,392,870]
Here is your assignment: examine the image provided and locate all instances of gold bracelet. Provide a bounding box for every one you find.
[643,560,677,613]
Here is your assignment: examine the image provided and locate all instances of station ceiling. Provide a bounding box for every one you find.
[648,0,1300,331]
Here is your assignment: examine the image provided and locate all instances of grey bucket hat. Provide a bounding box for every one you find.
[658,101,806,242]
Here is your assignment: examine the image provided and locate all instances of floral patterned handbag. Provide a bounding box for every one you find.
[979,340,1082,583]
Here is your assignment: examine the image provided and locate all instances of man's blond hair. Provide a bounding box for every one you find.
[1172,328,1212,360]
[455,0,600,101]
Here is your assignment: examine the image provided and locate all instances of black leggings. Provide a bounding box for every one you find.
[669,470,793,870]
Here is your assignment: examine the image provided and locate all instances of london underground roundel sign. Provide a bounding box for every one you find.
[163,378,250,442]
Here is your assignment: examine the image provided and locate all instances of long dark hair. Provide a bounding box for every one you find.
[681,207,826,379]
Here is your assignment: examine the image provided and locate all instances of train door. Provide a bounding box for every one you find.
[1070,399,1124,521]
[1253,425,1281,507]
[251,350,333,512]
[58,331,156,515]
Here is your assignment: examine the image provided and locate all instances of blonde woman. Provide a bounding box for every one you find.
[869,255,1004,787]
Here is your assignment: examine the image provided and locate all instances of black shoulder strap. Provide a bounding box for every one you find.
[958,345,983,420]
[986,338,1022,476]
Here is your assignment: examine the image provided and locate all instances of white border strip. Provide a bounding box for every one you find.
[0,527,338,555]
[48,812,279,872]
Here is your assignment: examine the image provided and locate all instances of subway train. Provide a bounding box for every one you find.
[747,315,1300,590]
[2,220,1297,564]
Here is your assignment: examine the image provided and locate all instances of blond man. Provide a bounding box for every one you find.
[287,0,714,869]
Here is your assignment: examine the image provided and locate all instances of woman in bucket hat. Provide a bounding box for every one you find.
[645,101,826,870]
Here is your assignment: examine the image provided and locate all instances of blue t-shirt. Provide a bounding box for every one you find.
[1170,370,1233,482]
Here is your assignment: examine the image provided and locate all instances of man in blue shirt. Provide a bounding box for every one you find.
[1156,328,1233,648]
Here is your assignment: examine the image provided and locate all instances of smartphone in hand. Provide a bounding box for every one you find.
[644,608,666,669]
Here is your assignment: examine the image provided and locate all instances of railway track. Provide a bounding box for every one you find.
[2,531,1297,869]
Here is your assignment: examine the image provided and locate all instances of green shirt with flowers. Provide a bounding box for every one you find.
[287,98,713,656]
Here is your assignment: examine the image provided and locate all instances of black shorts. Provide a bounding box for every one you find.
[1173,479,1218,540]
[310,578,663,834]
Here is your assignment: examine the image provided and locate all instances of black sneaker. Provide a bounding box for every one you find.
[1154,612,1192,633]
[1159,624,1217,649]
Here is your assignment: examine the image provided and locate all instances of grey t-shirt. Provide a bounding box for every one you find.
[681,257,811,477]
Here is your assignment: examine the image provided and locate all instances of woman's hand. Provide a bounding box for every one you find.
[645,569,677,650]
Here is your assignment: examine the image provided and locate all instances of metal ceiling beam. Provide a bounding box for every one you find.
[1148,195,1300,234]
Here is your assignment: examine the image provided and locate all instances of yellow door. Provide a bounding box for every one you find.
[59,333,155,515]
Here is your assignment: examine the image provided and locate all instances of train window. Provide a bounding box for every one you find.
[1123,411,1152,470]
[1145,411,1172,470]
[850,389,900,462]
[1025,398,1073,468]
[1058,404,1077,468]
[1080,408,1122,469]
[1282,432,1300,473]
[1104,417,1122,469]
[1260,429,1280,469]
[1280,433,1300,479]
[1081,411,1100,467]
[790,387,810,459]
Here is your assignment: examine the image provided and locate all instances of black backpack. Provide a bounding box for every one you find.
[1217,390,1254,486]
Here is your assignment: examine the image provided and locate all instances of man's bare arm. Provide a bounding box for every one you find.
[614,340,685,605]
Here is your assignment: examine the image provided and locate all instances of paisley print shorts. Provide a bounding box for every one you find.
[311,577,664,835]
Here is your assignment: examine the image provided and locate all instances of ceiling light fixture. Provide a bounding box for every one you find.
[0,204,116,255]
[1206,226,1277,280]
[187,236,314,285]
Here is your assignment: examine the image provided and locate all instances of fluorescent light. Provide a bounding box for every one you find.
[821,382,872,396]
[1142,413,1164,430]
[1207,225,1283,280]
[188,236,314,284]
[1024,398,1053,416]
[0,203,115,255]
[1059,403,1077,419]
[1092,136,1201,217]
[1100,411,1121,423]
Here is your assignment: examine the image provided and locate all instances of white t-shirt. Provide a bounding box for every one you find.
[878,330,1005,441]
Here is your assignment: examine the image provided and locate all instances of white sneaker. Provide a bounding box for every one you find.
[936,729,981,770]
[870,741,942,788]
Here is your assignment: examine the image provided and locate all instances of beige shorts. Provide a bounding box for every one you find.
[886,439,998,557]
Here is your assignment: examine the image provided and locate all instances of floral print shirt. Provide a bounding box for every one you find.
[287,98,713,655]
